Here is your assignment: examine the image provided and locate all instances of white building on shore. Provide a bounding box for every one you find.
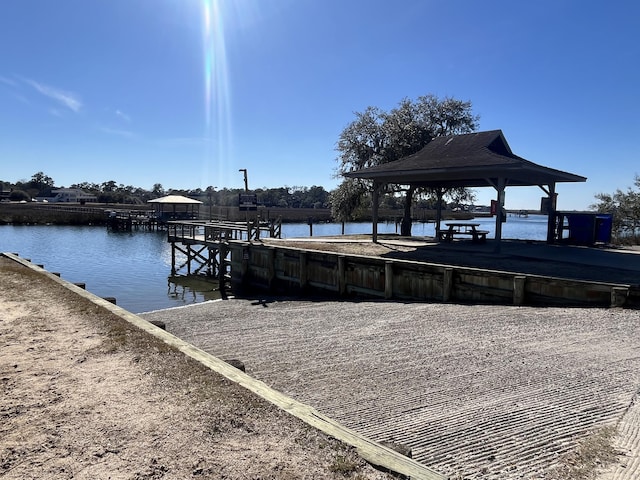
[45,188,98,203]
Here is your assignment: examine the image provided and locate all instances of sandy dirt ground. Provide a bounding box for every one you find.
[0,257,393,480]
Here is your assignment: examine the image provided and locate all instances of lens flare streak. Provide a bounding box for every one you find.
[202,0,232,186]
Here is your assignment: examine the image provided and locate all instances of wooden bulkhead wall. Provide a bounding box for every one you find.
[228,242,630,308]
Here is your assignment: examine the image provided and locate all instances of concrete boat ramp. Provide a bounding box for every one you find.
[142,242,640,478]
[142,295,640,479]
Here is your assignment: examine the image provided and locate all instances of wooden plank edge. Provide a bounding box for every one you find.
[1,252,448,480]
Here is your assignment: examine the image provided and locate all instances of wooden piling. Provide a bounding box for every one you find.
[338,256,346,295]
[443,268,453,302]
[385,261,393,299]
[513,276,527,305]
[299,252,308,291]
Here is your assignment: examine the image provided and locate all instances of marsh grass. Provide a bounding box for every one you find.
[330,454,363,476]
[550,426,619,479]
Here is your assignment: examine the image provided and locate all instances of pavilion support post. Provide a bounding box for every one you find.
[171,243,176,276]
[494,178,506,253]
[435,188,444,242]
[372,183,380,243]
[546,183,557,244]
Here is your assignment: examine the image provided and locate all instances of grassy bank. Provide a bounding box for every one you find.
[0,203,108,225]
[1,202,478,226]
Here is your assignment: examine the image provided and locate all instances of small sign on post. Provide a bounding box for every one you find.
[238,194,258,211]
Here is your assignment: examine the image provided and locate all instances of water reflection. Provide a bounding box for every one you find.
[0,217,548,313]
[167,275,224,305]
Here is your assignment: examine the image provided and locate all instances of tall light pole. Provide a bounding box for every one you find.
[238,169,250,237]
[207,186,216,220]
[238,169,248,192]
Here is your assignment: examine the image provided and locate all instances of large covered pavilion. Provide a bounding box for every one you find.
[345,130,587,247]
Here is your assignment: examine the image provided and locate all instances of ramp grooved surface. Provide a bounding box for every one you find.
[144,298,640,479]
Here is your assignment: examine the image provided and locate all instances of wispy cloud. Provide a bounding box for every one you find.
[157,136,212,147]
[115,109,131,122]
[99,126,136,139]
[24,78,82,113]
[0,75,18,87]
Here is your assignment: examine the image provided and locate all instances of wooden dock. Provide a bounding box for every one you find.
[106,209,162,231]
[166,219,282,280]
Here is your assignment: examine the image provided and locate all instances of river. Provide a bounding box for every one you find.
[0,215,547,313]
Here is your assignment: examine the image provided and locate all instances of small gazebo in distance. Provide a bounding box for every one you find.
[148,195,202,223]
[345,130,587,246]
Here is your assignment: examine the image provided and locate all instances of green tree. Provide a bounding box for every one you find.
[334,94,479,235]
[329,179,369,222]
[592,175,640,243]
[306,185,329,208]
[29,171,55,197]
[151,183,165,197]
[101,180,117,192]
[70,182,100,193]
[9,189,30,201]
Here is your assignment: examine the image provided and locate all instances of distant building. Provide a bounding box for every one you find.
[48,188,98,203]
[0,183,9,201]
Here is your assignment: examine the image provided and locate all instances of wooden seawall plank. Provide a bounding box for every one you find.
[229,241,631,308]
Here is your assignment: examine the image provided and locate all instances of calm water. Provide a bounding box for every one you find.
[283,214,549,240]
[0,215,547,313]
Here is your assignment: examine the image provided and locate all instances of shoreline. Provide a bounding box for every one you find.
[0,253,429,480]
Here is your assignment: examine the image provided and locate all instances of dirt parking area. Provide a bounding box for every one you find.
[0,257,392,480]
[144,296,640,479]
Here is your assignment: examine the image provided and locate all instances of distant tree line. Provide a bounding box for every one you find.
[0,172,333,209]
[0,171,461,213]
[7,90,634,244]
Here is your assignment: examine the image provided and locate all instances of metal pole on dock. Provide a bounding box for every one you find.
[239,169,250,240]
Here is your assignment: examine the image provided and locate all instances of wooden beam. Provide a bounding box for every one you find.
[384,261,393,299]
[443,268,453,301]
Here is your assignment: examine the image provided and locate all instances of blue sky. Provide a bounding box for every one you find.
[1,0,638,210]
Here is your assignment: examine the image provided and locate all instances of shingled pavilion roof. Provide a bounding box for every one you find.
[344,130,587,245]
[344,130,586,188]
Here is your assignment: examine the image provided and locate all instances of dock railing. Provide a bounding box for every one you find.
[167,218,281,244]
[165,218,281,278]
